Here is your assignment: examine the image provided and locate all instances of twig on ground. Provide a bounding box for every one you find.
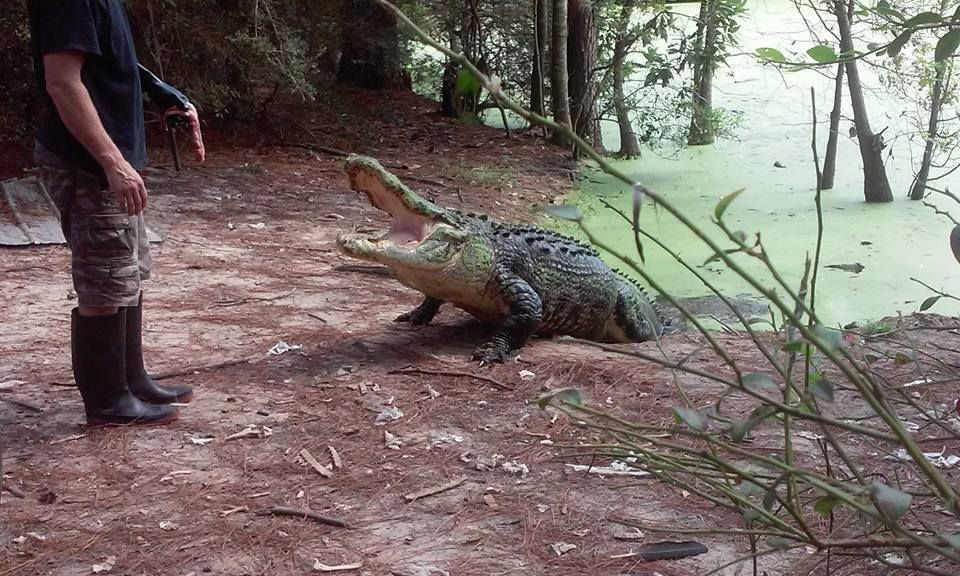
[329,445,342,468]
[299,448,334,478]
[0,396,42,412]
[388,367,514,390]
[307,312,328,323]
[254,506,350,528]
[403,476,468,502]
[208,289,296,308]
[219,505,248,517]
[49,433,87,445]
[1,481,26,498]
[285,142,352,158]
[154,357,254,381]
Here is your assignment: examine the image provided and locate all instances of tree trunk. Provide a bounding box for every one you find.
[820,62,844,190]
[688,0,718,145]
[910,62,948,200]
[550,0,572,146]
[567,0,602,153]
[531,0,548,116]
[613,0,640,158]
[835,0,892,202]
[337,0,406,90]
[440,60,459,117]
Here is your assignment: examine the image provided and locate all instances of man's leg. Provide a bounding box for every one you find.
[124,290,193,404]
[38,152,178,427]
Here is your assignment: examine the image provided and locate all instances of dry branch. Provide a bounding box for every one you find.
[388,367,513,390]
[254,506,350,528]
[403,476,468,502]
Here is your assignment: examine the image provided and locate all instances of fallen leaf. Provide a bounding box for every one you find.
[92,556,117,573]
[550,542,577,556]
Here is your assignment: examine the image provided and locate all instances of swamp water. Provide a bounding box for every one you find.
[564,0,960,329]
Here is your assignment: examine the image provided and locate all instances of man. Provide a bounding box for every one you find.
[28,0,206,426]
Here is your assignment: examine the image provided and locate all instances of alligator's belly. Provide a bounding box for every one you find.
[394,272,508,324]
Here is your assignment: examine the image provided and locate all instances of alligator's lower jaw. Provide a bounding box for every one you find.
[336,233,437,269]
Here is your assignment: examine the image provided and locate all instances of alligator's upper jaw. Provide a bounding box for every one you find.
[350,167,436,244]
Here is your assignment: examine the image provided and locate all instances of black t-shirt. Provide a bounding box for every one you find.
[27,0,146,178]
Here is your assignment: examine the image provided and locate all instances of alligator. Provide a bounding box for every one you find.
[336,154,666,363]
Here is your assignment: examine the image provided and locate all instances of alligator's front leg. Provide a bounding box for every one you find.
[473,272,542,364]
[395,296,444,326]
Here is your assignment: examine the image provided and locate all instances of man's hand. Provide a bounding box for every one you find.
[104,157,147,215]
[164,103,205,163]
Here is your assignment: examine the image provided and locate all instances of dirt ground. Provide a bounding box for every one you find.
[2,88,960,576]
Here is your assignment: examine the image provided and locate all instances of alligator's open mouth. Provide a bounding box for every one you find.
[346,157,442,248]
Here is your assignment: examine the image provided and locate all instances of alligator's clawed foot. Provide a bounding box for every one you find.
[472,342,512,365]
[394,309,431,326]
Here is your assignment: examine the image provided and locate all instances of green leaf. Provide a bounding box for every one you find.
[632,184,646,264]
[894,351,913,365]
[673,407,707,432]
[812,324,842,351]
[755,47,786,63]
[806,45,837,63]
[902,11,942,27]
[741,508,761,523]
[809,377,835,403]
[749,404,778,422]
[887,30,913,58]
[919,295,941,311]
[875,6,905,20]
[454,68,482,97]
[942,533,960,552]
[935,29,960,62]
[702,247,742,266]
[871,481,912,522]
[536,387,583,409]
[541,205,583,222]
[738,480,764,498]
[783,340,808,354]
[763,482,780,511]
[814,495,842,517]
[767,536,793,550]
[729,419,753,442]
[714,188,745,220]
[742,372,778,394]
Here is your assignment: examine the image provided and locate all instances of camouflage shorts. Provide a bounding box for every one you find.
[34,143,151,308]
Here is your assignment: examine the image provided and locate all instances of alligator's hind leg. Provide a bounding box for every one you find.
[395,296,443,326]
[472,272,543,364]
[611,280,663,342]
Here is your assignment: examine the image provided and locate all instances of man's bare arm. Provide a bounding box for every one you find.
[43,50,146,215]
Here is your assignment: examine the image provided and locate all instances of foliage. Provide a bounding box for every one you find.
[0,2,37,142]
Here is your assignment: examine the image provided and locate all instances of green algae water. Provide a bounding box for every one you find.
[561,0,960,328]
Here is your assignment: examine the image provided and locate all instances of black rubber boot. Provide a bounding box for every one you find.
[125,294,193,404]
[71,308,179,427]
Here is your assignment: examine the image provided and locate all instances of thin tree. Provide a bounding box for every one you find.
[910,61,950,200]
[820,61,845,190]
[835,0,893,202]
[551,0,572,146]
[612,0,641,157]
[531,0,549,117]
[568,0,602,152]
[688,0,719,145]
